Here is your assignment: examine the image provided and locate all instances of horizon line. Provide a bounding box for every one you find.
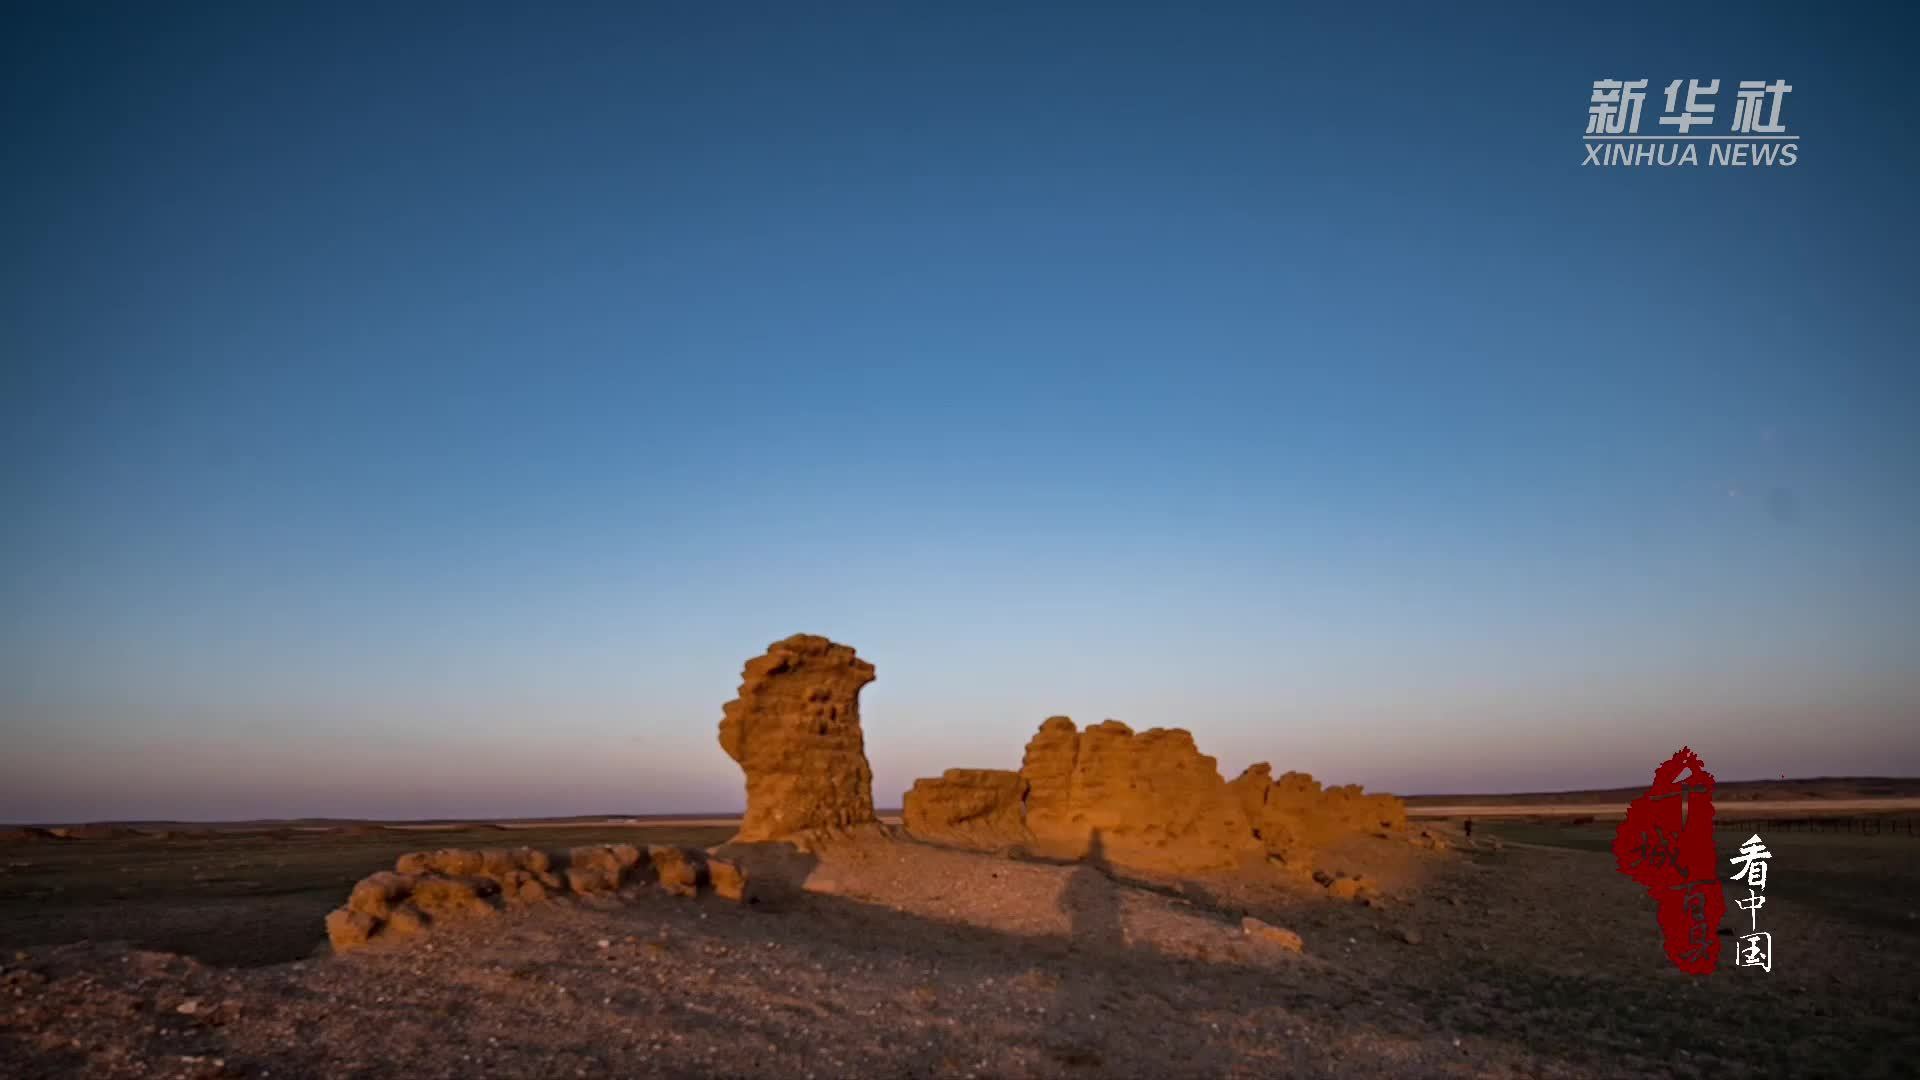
[9,773,1915,827]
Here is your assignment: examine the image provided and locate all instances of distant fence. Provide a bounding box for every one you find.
[1713,815,1919,837]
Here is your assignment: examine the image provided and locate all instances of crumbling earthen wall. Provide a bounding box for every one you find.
[905,716,1411,877]
[901,768,1030,851]
[1229,763,1410,866]
[1019,718,1266,873]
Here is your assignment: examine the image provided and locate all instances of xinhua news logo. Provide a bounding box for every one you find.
[1585,79,1798,168]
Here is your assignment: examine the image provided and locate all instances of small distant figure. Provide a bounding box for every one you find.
[1464,818,1474,840]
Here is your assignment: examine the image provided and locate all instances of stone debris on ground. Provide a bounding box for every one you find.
[326,843,741,951]
[1241,916,1307,952]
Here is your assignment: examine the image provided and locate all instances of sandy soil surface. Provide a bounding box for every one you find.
[2,823,1917,1078]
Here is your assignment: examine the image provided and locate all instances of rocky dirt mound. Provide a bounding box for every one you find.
[719,634,878,843]
[326,844,746,951]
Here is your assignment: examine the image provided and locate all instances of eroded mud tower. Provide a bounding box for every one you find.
[719,634,878,842]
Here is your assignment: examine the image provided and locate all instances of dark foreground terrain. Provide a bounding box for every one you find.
[0,824,733,967]
[1,821,1916,1078]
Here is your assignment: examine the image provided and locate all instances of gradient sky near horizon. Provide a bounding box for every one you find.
[4,4,1917,822]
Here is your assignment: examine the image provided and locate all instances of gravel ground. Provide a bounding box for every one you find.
[2,829,1914,1078]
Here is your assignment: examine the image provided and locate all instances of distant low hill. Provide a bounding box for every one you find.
[1401,776,1920,807]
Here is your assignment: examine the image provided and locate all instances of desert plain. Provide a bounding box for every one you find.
[3,638,1916,1078]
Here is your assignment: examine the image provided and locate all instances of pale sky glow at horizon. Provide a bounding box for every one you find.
[4,4,1918,823]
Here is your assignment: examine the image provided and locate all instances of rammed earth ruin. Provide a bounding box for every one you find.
[905,715,1410,876]
[326,633,1414,950]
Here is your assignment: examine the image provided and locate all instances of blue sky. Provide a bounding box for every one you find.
[4,4,1917,820]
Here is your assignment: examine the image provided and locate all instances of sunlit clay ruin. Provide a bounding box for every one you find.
[324,634,1422,954]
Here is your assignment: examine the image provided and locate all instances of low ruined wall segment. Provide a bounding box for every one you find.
[1229,763,1410,865]
[902,768,1030,851]
[325,844,746,952]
